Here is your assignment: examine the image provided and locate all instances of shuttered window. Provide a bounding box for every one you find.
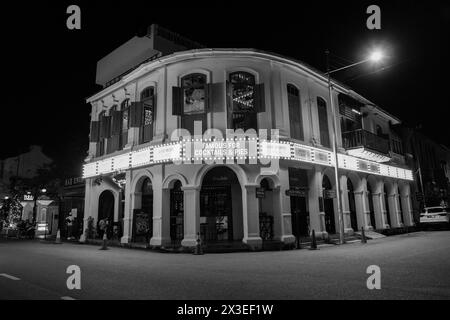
[140,87,156,144]
[227,72,264,131]
[317,97,330,148]
[173,73,208,135]
[120,100,130,149]
[90,121,100,142]
[287,84,304,141]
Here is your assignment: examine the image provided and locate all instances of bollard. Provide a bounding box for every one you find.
[54,229,62,244]
[99,232,109,250]
[309,230,318,250]
[193,232,204,255]
[361,227,367,244]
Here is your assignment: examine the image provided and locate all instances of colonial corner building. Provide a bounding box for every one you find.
[80,25,414,250]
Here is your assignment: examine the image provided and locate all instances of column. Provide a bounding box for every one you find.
[242,184,263,250]
[308,167,326,238]
[79,178,93,242]
[120,170,134,244]
[276,168,295,244]
[181,185,200,248]
[400,184,415,227]
[372,191,387,229]
[150,167,171,246]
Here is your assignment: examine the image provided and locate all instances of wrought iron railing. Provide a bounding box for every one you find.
[342,129,390,155]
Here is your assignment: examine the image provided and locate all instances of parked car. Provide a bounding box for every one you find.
[420,207,450,229]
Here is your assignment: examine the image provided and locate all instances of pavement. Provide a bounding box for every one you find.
[1,231,450,300]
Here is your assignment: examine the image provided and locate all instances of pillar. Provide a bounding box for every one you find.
[150,167,172,246]
[276,168,296,244]
[400,183,415,227]
[242,184,263,250]
[181,185,200,248]
[120,170,134,244]
[308,167,327,238]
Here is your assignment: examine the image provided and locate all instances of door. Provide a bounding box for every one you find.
[170,181,184,244]
[200,186,233,242]
[291,197,309,238]
[324,198,336,234]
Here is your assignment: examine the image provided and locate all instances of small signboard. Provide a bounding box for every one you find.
[285,188,308,198]
[323,190,336,199]
[256,188,266,199]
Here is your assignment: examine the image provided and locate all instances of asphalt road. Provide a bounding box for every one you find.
[1,231,450,300]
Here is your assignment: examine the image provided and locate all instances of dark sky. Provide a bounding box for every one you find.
[2,0,449,176]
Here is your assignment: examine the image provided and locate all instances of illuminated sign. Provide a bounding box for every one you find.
[82,138,414,182]
[23,195,34,201]
[153,143,182,163]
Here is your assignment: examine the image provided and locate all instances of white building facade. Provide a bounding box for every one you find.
[81,49,414,250]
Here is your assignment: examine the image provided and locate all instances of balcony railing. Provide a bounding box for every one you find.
[342,129,390,155]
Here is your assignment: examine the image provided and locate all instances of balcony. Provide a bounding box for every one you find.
[342,129,391,163]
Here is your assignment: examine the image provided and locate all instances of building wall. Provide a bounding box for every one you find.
[81,50,415,248]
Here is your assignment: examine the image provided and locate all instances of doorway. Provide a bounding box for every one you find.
[367,182,377,229]
[323,175,336,234]
[200,167,242,243]
[170,180,184,245]
[347,179,358,231]
[98,190,114,239]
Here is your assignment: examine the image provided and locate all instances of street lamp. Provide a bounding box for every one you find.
[325,49,384,245]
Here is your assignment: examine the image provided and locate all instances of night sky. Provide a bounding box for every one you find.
[2,1,449,177]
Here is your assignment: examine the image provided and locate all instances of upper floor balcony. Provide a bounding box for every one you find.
[342,129,391,163]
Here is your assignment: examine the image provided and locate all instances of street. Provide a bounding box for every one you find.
[1,231,450,300]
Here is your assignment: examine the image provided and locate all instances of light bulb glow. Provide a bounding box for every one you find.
[369,50,383,62]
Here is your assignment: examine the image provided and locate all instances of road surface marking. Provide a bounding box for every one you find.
[61,296,76,300]
[0,273,20,280]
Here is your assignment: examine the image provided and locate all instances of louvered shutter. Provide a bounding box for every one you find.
[226,81,234,128]
[129,102,143,127]
[111,111,122,135]
[90,121,100,142]
[100,116,111,139]
[172,86,183,116]
[204,83,212,112]
[254,83,266,113]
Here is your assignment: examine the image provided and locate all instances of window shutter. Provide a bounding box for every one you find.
[172,86,183,116]
[111,111,122,135]
[129,102,143,127]
[152,95,157,122]
[254,83,266,113]
[204,83,212,112]
[100,116,111,139]
[226,81,233,128]
[90,121,100,142]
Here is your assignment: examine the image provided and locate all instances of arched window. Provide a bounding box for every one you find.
[140,87,155,143]
[287,84,304,141]
[177,73,207,134]
[317,97,330,148]
[229,71,258,131]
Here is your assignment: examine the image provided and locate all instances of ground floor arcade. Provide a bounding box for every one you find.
[80,162,415,249]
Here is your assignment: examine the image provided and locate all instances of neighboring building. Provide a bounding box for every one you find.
[60,177,85,239]
[0,145,53,199]
[81,25,415,250]
[393,126,450,222]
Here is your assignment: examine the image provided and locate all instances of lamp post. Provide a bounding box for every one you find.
[325,49,384,245]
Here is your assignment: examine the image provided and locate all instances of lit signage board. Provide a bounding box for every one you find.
[153,144,182,162]
[260,141,291,159]
[97,159,113,174]
[82,138,414,182]
[131,148,152,167]
[113,153,131,171]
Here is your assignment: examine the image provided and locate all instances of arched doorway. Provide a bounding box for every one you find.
[367,182,377,229]
[200,166,243,243]
[132,177,153,243]
[170,180,184,245]
[98,190,115,239]
[347,179,358,231]
[258,178,275,241]
[323,175,336,234]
